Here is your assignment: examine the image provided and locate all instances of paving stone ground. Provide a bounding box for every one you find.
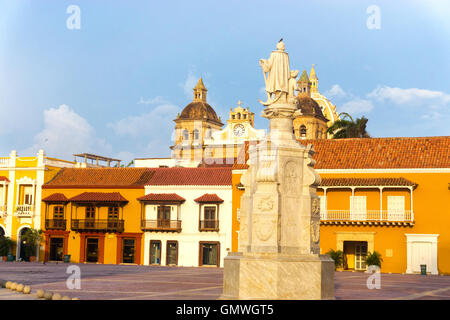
[1,262,449,300]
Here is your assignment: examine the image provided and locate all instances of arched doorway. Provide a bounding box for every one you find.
[18,227,31,261]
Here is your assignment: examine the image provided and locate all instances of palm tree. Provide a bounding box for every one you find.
[327,112,371,139]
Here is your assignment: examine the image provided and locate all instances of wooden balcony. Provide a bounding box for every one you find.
[199,220,219,231]
[45,219,66,230]
[71,219,124,232]
[320,210,414,226]
[141,219,181,232]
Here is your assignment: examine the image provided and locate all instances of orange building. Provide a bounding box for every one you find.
[231,136,450,275]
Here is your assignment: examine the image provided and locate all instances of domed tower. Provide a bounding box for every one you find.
[309,64,318,93]
[293,70,329,140]
[171,78,223,163]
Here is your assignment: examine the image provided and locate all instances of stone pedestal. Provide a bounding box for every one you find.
[220,99,335,300]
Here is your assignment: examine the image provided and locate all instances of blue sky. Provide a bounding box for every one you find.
[0,0,449,163]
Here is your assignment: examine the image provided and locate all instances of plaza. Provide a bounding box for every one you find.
[1,263,450,300]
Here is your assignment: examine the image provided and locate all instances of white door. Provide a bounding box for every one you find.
[350,196,367,220]
[411,242,432,273]
[387,196,405,221]
[355,242,368,270]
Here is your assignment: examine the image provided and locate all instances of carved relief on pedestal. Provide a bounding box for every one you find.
[311,197,320,217]
[256,196,274,212]
[255,217,277,242]
[283,160,300,195]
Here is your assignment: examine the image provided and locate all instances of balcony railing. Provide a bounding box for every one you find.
[321,210,414,225]
[45,219,67,230]
[141,219,181,232]
[71,219,124,232]
[199,220,219,231]
[15,205,34,217]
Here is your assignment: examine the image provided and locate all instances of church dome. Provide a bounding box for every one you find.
[179,101,222,124]
[296,96,329,122]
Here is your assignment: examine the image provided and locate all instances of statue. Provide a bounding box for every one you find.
[259,40,290,106]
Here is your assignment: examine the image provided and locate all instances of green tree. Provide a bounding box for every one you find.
[21,229,43,257]
[365,251,383,267]
[0,236,14,256]
[326,112,371,139]
[326,249,343,270]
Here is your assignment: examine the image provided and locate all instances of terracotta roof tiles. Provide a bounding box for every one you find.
[320,177,417,188]
[69,192,128,203]
[0,176,9,182]
[137,193,186,202]
[146,167,232,186]
[194,193,224,203]
[298,137,450,169]
[42,193,69,203]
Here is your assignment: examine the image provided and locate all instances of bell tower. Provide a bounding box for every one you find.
[297,70,311,97]
[193,78,207,103]
[309,64,318,93]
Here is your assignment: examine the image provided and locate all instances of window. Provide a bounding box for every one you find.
[23,186,33,205]
[199,242,219,267]
[203,206,217,229]
[53,206,64,219]
[350,196,367,220]
[49,237,64,261]
[85,206,95,219]
[194,129,199,140]
[319,196,327,219]
[183,129,189,141]
[300,125,307,139]
[387,196,405,221]
[108,206,119,219]
[157,206,171,227]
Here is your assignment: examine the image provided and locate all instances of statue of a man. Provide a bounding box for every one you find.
[259,40,290,105]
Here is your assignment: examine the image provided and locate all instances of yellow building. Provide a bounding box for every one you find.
[231,136,450,275]
[0,149,74,261]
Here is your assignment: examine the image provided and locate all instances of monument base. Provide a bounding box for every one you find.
[220,252,335,300]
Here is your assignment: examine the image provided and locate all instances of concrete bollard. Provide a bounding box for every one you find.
[10,282,17,290]
[23,286,31,294]
[72,297,80,300]
[5,281,11,289]
[52,293,62,300]
[43,291,53,300]
[16,284,24,293]
[36,289,45,298]
[62,296,71,300]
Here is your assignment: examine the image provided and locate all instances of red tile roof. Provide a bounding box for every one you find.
[234,137,450,170]
[146,167,232,186]
[320,177,417,188]
[69,192,128,203]
[298,137,450,169]
[194,193,224,203]
[0,176,9,182]
[44,168,154,188]
[42,193,69,203]
[137,193,186,202]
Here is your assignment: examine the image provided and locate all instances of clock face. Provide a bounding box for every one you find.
[233,124,245,137]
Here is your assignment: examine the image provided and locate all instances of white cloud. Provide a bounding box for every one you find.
[367,86,450,105]
[180,68,199,99]
[108,103,180,137]
[25,104,111,160]
[340,99,374,114]
[138,96,168,105]
[325,84,346,98]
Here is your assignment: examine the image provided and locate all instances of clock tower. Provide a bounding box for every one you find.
[203,100,265,161]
